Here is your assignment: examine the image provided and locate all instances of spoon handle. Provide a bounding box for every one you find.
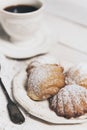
[0,78,11,102]
[0,78,25,124]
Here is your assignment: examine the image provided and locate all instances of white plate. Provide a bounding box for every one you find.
[12,69,87,124]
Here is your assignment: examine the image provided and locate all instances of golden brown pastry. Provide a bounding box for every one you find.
[49,85,87,119]
[65,63,87,89]
[26,64,65,101]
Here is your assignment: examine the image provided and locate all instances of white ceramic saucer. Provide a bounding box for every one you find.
[0,22,52,59]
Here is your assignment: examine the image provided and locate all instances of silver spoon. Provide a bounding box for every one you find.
[0,67,25,124]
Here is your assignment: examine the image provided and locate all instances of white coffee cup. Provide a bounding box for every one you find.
[0,0,44,42]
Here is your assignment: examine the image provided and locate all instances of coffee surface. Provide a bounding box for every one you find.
[4,5,38,13]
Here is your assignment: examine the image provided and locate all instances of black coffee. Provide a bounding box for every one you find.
[4,5,38,13]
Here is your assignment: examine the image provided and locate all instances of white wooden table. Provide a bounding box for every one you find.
[1,0,87,130]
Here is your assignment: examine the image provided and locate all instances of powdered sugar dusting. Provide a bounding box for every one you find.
[62,87,74,113]
[66,63,87,85]
[61,85,87,109]
[28,65,50,94]
[27,64,62,97]
[76,63,87,75]
[49,85,87,118]
[57,90,64,115]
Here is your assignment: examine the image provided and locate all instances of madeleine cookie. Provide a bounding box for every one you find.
[26,64,65,100]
